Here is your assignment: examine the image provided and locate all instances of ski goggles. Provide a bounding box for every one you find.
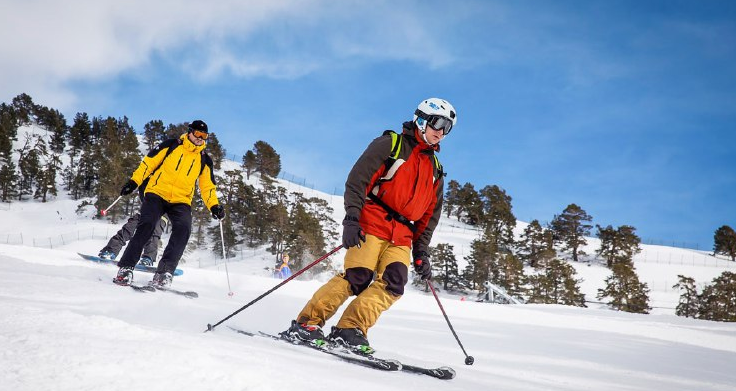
[189,129,209,140]
[415,110,453,135]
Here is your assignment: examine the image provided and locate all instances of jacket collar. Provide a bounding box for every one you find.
[180,133,207,154]
[401,121,440,153]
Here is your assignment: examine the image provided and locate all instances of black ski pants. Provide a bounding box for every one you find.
[118,193,191,274]
[101,213,167,260]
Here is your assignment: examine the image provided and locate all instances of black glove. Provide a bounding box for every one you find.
[342,214,366,248]
[413,251,432,280]
[120,179,138,196]
[211,204,225,220]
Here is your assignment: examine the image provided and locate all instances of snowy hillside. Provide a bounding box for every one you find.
[2,147,736,390]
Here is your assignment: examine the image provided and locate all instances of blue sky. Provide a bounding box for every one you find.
[2,0,734,250]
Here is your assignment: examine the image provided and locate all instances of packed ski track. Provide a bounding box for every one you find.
[2,170,736,390]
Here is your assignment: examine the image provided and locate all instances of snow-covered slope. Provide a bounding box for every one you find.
[2,240,736,391]
[2,127,735,389]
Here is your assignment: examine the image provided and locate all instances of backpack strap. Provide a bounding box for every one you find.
[433,154,445,180]
[383,129,402,162]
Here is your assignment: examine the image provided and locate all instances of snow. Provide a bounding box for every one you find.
[2,138,736,389]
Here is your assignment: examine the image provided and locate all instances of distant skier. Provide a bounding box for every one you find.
[274,253,292,279]
[112,120,224,288]
[282,98,456,353]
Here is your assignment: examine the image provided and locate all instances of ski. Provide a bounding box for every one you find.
[78,253,184,276]
[228,328,400,371]
[155,286,198,299]
[261,330,400,371]
[127,283,198,299]
[227,327,455,379]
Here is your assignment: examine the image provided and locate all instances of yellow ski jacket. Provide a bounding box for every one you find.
[130,134,219,210]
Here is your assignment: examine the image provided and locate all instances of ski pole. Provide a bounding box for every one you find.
[426,279,475,365]
[218,220,234,297]
[100,195,123,216]
[204,244,344,333]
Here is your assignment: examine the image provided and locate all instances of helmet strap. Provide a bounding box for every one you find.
[421,132,433,146]
[415,123,434,146]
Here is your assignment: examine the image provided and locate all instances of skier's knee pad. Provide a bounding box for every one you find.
[344,267,374,295]
[382,262,408,296]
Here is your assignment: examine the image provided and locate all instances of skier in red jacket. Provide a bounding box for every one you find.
[282,98,457,353]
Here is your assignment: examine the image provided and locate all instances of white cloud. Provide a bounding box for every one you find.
[0,0,461,109]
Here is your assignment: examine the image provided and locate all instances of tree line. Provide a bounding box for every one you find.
[430,181,650,313]
[427,179,735,320]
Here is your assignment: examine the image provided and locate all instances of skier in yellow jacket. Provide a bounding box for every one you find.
[113,120,225,287]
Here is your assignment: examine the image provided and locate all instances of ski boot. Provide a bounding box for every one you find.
[138,256,154,267]
[98,250,117,261]
[281,320,326,347]
[328,327,375,355]
[113,266,134,286]
[149,272,173,289]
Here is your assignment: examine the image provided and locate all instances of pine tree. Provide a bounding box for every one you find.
[597,263,651,314]
[713,225,736,262]
[697,271,736,322]
[672,275,699,318]
[464,237,501,296]
[16,133,43,200]
[143,120,166,151]
[498,253,525,298]
[35,106,67,154]
[242,150,257,180]
[66,112,92,197]
[35,153,61,202]
[252,140,281,178]
[431,243,466,292]
[596,224,642,267]
[11,93,35,125]
[73,141,98,199]
[550,203,593,262]
[516,220,556,268]
[94,117,140,220]
[0,103,19,201]
[205,133,226,170]
[457,182,482,225]
[233,181,264,247]
[165,123,187,139]
[284,194,332,274]
[443,179,461,218]
[526,258,586,306]
[478,185,516,247]
[263,182,290,257]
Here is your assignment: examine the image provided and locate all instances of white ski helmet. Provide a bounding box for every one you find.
[413,98,457,138]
